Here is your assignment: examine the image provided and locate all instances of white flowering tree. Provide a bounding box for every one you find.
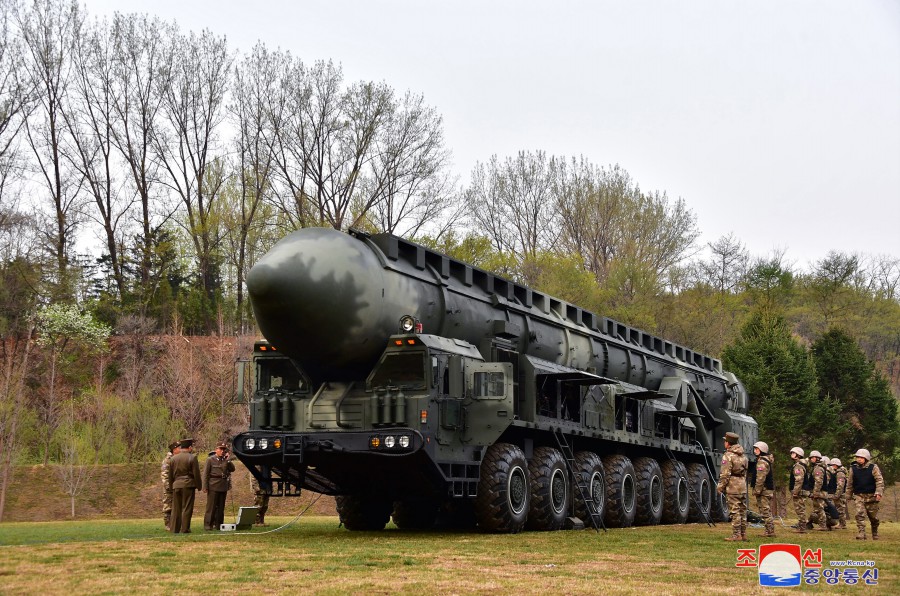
[34,303,110,516]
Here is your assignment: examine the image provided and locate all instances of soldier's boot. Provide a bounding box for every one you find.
[871,521,879,541]
[855,529,867,540]
[838,521,847,529]
[793,525,808,534]
[164,513,171,531]
[762,531,777,538]
[826,518,838,529]
[724,533,743,542]
[259,513,267,526]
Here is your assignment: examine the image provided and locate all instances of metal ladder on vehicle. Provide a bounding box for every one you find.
[553,428,606,532]
[662,444,715,527]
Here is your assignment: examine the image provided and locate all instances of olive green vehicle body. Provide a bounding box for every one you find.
[233,228,757,531]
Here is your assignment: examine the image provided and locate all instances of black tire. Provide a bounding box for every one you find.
[660,460,690,524]
[602,454,636,528]
[475,443,530,533]
[526,447,569,531]
[686,463,712,523]
[392,499,439,530]
[336,495,392,531]
[633,457,664,526]
[573,451,606,529]
[712,491,730,523]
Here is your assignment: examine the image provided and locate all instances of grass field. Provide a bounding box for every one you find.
[0,516,896,594]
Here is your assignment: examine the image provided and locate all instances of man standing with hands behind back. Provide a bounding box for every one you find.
[203,442,235,531]
[169,439,202,534]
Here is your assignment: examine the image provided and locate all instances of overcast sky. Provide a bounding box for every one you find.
[86,0,900,269]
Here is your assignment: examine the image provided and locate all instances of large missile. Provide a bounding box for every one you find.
[247,228,745,411]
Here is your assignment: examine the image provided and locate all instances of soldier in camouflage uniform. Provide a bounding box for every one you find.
[251,473,271,526]
[830,457,848,529]
[749,440,775,538]
[846,448,884,540]
[789,447,812,533]
[808,450,828,531]
[161,441,179,530]
[716,432,748,541]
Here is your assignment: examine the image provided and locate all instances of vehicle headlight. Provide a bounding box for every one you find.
[399,435,410,448]
[384,435,396,448]
[245,438,256,450]
[399,315,416,333]
[259,438,269,450]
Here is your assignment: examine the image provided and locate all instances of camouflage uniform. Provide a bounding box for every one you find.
[790,457,811,532]
[161,446,176,530]
[251,474,271,525]
[717,437,748,540]
[752,453,775,536]
[847,458,885,540]
[833,464,848,529]
[808,458,828,530]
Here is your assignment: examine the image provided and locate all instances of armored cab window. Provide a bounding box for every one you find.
[369,352,427,390]
[257,357,305,392]
[473,371,505,398]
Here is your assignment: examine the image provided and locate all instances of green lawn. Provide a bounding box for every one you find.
[0,517,896,594]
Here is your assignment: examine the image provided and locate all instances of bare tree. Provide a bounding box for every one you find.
[63,16,129,299]
[229,42,278,332]
[154,28,232,330]
[0,322,34,521]
[109,13,175,317]
[556,160,636,281]
[266,58,453,236]
[692,233,750,293]
[362,90,458,239]
[0,0,32,207]
[15,0,85,299]
[555,160,699,287]
[465,150,561,260]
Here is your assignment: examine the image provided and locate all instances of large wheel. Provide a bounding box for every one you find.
[475,443,530,533]
[526,447,569,531]
[602,454,636,528]
[711,490,730,523]
[660,460,690,524]
[633,457,664,526]
[392,498,439,530]
[686,463,712,523]
[336,495,392,531]
[573,451,606,528]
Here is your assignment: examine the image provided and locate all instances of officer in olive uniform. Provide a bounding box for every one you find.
[789,447,812,533]
[846,448,885,540]
[203,442,236,530]
[808,450,828,531]
[716,431,748,541]
[161,440,179,530]
[168,439,202,533]
[749,440,775,538]
[830,457,848,529]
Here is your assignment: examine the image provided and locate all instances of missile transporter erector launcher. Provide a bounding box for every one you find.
[233,228,757,532]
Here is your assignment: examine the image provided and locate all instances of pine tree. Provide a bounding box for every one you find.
[722,309,843,480]
[811,328,900,482]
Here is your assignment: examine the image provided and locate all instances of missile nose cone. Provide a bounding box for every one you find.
[247,228,387,382]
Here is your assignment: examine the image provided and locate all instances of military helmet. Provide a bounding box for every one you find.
[830,458,842,467]
[821,456,830,466]
[809,450,822,459]
[854,448,871,460]
[753,441,769,454]
[790,447,804,457]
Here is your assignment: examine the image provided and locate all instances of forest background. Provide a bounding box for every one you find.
[0,0,897,521]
